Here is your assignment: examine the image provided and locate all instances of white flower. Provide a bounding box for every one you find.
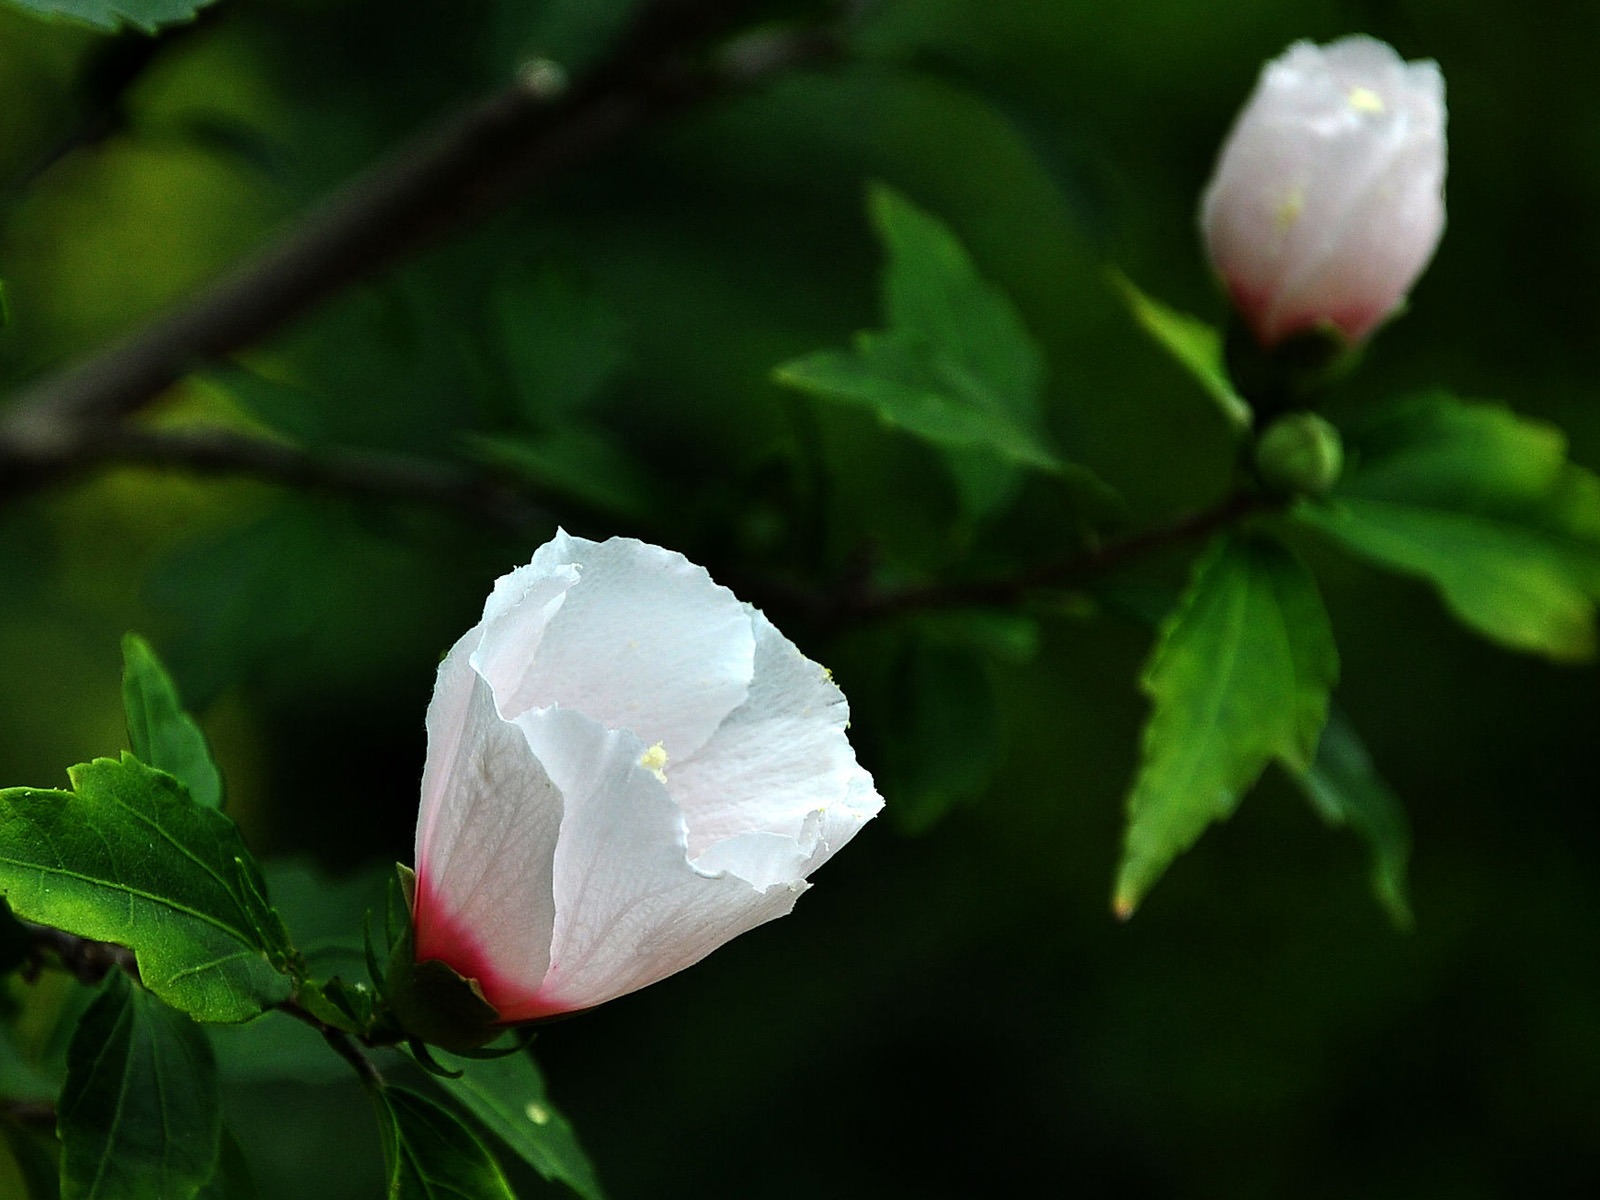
[1200,35,1447,348]
[410,532,882,1020]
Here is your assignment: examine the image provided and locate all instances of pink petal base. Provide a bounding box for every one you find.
[1229,282,1385,348]
[411,871,571,1024]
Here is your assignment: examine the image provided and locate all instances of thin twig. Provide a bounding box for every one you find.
[277,997,386,1089]
[0,1097,56,1134]
[765,489,1284,630]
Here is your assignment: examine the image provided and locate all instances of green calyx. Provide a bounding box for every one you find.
[383,865,503,1053]
[1225,320,1360,417]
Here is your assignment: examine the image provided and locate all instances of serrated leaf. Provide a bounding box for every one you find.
[1296,394,1600,661]
[493,270,629,423]
[0,0,219,34]
[121,634,224,811]
[1115,534,1339,916]
[433,1049,605,1200]
[58,972,221,1200]
[374,1086,516,1200]
[0,755,291,1023]
[775,184,1065,519]
[1291,709,1413,929]
[775,331,1062,471]
[1109,271,1251,430]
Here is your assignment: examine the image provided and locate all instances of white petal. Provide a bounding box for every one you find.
[672,608,884,862]
[471,558,580,719]
[413,630,560,1005]
[483,532,756,760]
[516,706,802,1016]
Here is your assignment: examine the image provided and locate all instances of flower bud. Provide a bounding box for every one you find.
[1254,411,1345,496]
[1200,36,1447,349]
[409,532,882,1024]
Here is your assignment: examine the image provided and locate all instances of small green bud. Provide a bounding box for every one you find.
[1254,412,1345,496]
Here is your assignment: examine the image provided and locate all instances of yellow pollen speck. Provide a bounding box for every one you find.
[821,664,834,681]
[1274,186,1306,232]
[1347,86,1385,114]
[524,1102,551,1126]
[640,742,669,783]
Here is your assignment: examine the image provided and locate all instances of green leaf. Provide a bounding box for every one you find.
[0,0,219,34]
[492,269,629,423]
[1109,271,1251,430]
[1295,394,1600,661]
[433,1049,605,1200]
[0,755,292,1023]
[1291,709,1414,929]
[121,634,224,811]
[194,1128,258,1200]
[1115,534,1339,916]
[374,1086,516,1200]
[775,184,1065,519]
[58,972,221,1200]
[775,331,1062,471]
[204,368,329,445]
[870,182,1045,423]
[0,1123,57,1199]
[462,427,660,525]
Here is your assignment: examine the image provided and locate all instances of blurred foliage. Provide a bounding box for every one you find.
[1,0,1599,1196]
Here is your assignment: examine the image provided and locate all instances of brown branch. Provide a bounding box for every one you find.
[768,489,1284,630]
[0,1098,55,1135]
[0,425,559,534]
[278,997,387,1089]
[0,0,845,459]
[20,920,137,986]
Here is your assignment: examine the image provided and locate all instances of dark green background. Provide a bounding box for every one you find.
[1,0,1597,1195]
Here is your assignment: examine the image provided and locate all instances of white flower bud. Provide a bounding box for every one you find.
[1200,36,1447,348]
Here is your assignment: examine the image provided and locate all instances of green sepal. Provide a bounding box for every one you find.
[383,867,500,1053]
[1222,318,1361,417]
[440,1027,537,1062]
[406,1038,466,1080]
